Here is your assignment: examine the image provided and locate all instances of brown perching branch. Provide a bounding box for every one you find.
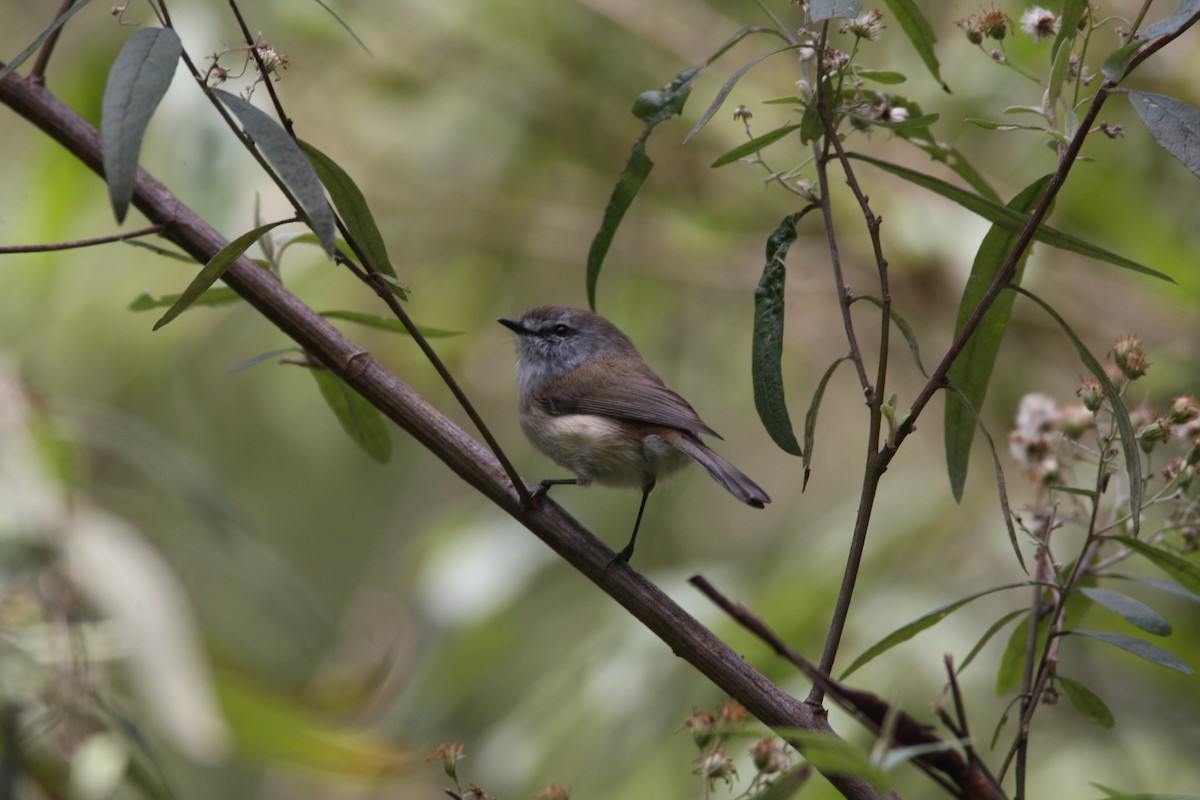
[0,65,888,800]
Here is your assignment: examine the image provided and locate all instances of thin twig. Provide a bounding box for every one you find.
[0,225,164,253]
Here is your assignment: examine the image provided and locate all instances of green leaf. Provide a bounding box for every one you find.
[848,111,940,130]
[856,69,906,84]
[996,613,1042,695]
[0,0,93,83]
[1079,587,1171,636]
[810,0,862,21]
[1111,573,1200,604]
[1058,675,1116,728]
[300,141,400,287]
[1013,287,1143,534]
[1128,91,1200,179]
[1110,537,1200,595]
[944,176,1049,501]
[309,367,392,463]
[780,731,889,790]
[803,357,850,483]
[153,220,289,330]
[752,214,804,457]
[858,296,927,376]
[711,124,802,168]
[214,90,337,256]
[840,582,1030,679]
[881,0,947,91]
[848,153,1173,281]
[318,310,461,337]
[1051,0,1089,63]
[226,347,300,374]
[1066,630,1193,674]
[1140,0,1200,39]
[746,765,809,800]
[959,608,1026,673]
[587,65,700,309]
[1100,39,1144,82]
[683,45,801,145]
[123,239,195,262]
[129,287,242,312]
[101,27,182,223]
[307,0,371,55]
[943,385,1023,570]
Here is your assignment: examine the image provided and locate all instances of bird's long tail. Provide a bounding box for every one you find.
[669,432,771,508]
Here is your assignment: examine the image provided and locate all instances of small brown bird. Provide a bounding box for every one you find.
[499,305,770,562]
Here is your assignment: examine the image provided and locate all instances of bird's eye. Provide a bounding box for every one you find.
[553,324,571,336]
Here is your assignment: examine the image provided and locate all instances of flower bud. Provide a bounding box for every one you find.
[749,737,790,774]
[694,750,738,786]
[683,709,716,749]
[533,785,571,800]
[1137,418,1171,453]
[426,741,464,781]
[1060,402,1094,440]
[1110,335,1150,380]
[1169,396,1200,425]
[1076,379,1104,413]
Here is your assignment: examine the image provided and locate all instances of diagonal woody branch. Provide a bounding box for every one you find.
[0,69,888,800]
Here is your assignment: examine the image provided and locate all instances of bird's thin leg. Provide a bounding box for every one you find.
[529,477,579,504]
[611,481,655,565]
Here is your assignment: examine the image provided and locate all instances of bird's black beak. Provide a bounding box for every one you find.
[497,317,528,335]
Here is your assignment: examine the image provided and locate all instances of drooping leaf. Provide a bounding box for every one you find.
[810,0,863,21]
[943,385,1023,570]
[857,296,927,376]
[587,66,700,309]
[130,287,242,312]
[123,239,195,262]
[752,214,804,457]
[226,347,300,374]
[683,45,800,145]
[848,153,1172,281]
[101,27,182,223]
[958,608,1026,673]
[856,69,906,84]
[803,357,850,485]
[881,0,947,91]
[840,582,1030,678]
[711,124,802,168]
[300,141,400,287]
[945,176,1049,501]
[153,220,290,330]
[1128,91,1200,179]
[1058,675,1116,728]
[1079,587,1171,636]
[1013,288,1142,534]
[318,310,461,337]
[1066,630,1193,674]
[307,0,371,54]
[214,90,337,256]
[309,367,392,463]
[1110,536,1200,595]
[1110,573,1200,604]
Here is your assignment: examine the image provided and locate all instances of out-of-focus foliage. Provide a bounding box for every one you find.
[2,1,1200,798]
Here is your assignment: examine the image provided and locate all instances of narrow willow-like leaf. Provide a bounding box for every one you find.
[0,0,92,82]
[857,112,939,130]
[898,133,999,202]
[745,765,809,800]
[848,153,1172,281]
[300,141,399,285]
[308,0,371,54]
[881,0,947,91]
[587,66,700,309]
[102,27,182,223]
[945,176,1049,501]
[711,124,802,168]
[944,385,1023,570]
[318,310,461,337]
[857,296,927,376]
[1067,630,1193,674]
[1080,587,1171,636]
[123,239,195,262]
[153,220,289,330]
[803,357,849,485]
[1111,573,1200,604]
[958,608,1026,673]
[840,582,1030,679]
[683,45,800,145]
[779,731,889,790]
[130,287,241,311]
[856,69,906,84]
[1111,536,1200,594]
[810,0,863,21]
[996,612,1047,695]
[1046,35,1073,108]
[309,367,392,464]
[752,214,804,457]
[1058,675,1116,728]
[1140,0,1200,39]
[1013,287,1142,533]
[1128,91,1200,179]
[1100,39,1144,82]
[1052,0,1089,62]
[215,90,337,256]
[226,347,300,374]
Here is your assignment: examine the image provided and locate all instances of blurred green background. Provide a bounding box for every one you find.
[3,0,1200,797]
